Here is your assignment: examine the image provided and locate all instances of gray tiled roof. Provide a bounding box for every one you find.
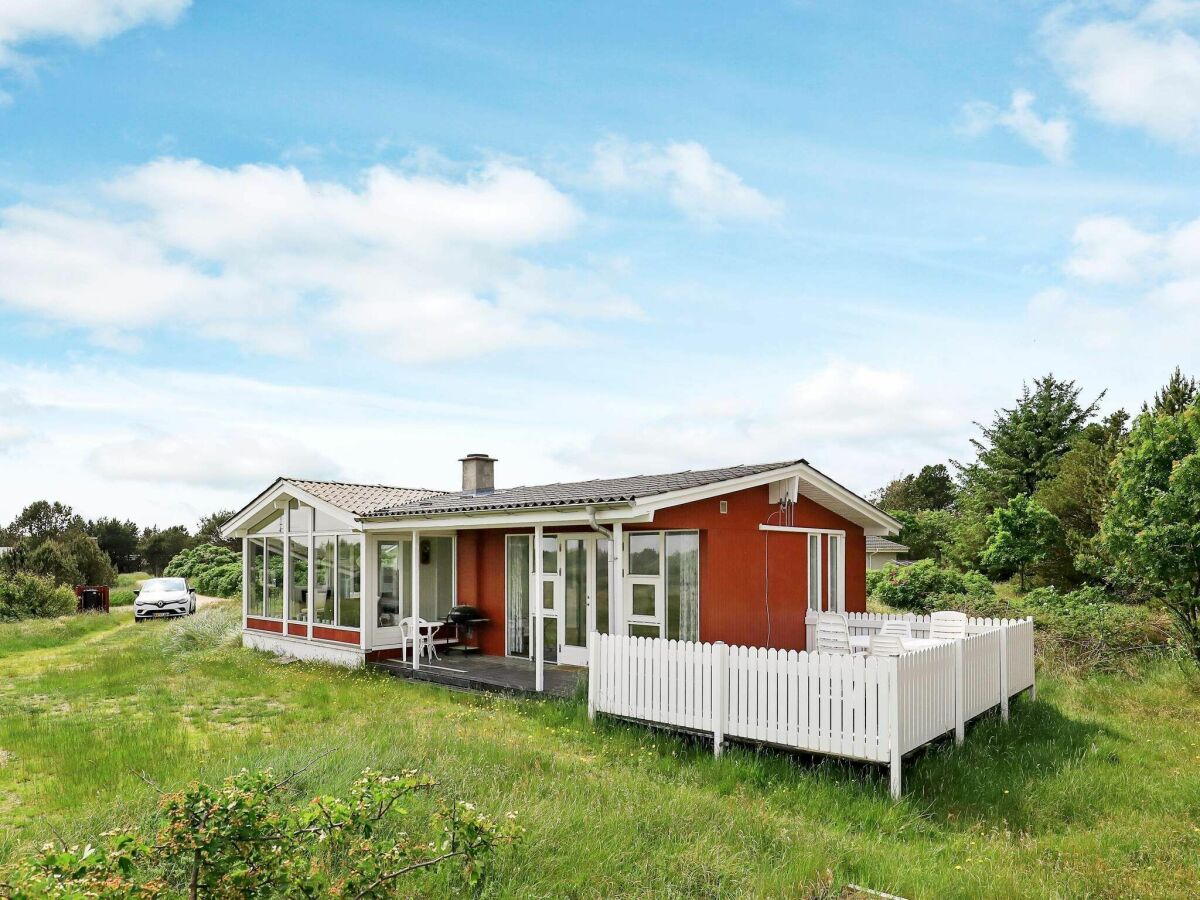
[368,460,804,518]
[285,479,447,516]
[866,535,909,553]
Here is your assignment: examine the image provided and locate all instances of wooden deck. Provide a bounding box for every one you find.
[369,652,584,699]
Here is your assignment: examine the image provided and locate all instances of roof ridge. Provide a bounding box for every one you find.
[283,476,450,494]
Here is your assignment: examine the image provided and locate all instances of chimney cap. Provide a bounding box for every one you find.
[458,453,497,462]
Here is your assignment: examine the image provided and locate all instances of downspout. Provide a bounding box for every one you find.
[586,505,612,539]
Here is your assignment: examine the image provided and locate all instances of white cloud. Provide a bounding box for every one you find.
[1044,1,1200,149]
[0,423,33,453]
[591,137,783,224]
[0,157,633,362]
[88,432,342,490]
[960,90,1072,164]
[1064,215,1159,283]
[554,360,966,493]
[0,0,189,72]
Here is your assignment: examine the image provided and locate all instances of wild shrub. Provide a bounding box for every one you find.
[867,559,994,613]
[0,766,519,898]
[164,544,242,599]
[0,571,76,621]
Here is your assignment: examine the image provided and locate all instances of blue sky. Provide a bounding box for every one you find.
[0,0,1198,526]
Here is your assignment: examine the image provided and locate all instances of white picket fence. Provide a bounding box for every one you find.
[588,613,1035,798]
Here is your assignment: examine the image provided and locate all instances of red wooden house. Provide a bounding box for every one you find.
[220,455,901,686]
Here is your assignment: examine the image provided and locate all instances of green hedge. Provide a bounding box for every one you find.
[0,571,77,621]
[164,545,242,600]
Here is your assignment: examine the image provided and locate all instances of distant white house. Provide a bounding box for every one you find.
[866,535,909,570]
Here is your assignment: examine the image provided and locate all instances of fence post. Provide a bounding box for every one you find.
[587,632,597,722]
[888,656,902,799]
[999,625,1010,722]
[713,642,727,757]
[1027,617,1037,702]
[804,612,815,650]
[953,639,965,746]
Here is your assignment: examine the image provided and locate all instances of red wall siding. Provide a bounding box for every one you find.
[246,617,283,634]
[287,622,307,637]
[455,484,867,655]
[312,625,359,645]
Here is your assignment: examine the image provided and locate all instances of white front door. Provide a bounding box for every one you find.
[523,533,614,667]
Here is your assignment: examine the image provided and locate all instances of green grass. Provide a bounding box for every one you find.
[1,609,1198,898]
[115,571,151,590]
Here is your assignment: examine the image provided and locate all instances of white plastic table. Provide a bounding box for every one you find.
[849,636,950,653]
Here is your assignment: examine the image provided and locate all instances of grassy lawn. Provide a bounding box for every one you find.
[1,608,1198,898]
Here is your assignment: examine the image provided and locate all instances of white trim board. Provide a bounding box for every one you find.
[759,524,847,536]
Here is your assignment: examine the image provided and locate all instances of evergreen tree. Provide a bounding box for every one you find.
[872,463,956,513]
[956,374,1104,507]
[1144,366,1198,417]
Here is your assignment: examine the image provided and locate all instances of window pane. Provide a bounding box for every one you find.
[564,539,586,648]
[628,533,660,576]
[313,509,345,531]
[631,583,656,617]
[542,579,555,610]
[828,535,840,613]
[337,536,361,628]
[418,536,454,621]
[250,509,283,534]
[629,623,660,639]
[808,534,821,612]
[506,536,530,656]
[377,540,400,628]
[542,614,558,663]
[265,537,284,619]
[595,539,610,635]
[666,531,699,642]
[541,536,558,574]
[289,536,308,622]
[314,535,335,625]
[248,538,265,616]
[288,505,311,532]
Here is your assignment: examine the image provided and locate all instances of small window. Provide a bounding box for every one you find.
[314,535,336,625]
[541,536,558,574]
[631,583,656,617]
[627,532,660,575]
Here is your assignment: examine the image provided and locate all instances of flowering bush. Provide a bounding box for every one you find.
[0,767,519,898]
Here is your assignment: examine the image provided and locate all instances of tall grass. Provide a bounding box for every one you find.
[1,615,1197,897]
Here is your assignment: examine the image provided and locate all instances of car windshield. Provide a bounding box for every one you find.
[142,578,186,592]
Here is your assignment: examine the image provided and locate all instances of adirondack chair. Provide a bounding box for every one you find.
[930,610,968,640]
[879,620,912,639]
[815,612,854,654]
[868,633,906,657]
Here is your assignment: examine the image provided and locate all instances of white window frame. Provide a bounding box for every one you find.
[624,531,664,637]
[807,533,822,613]
[827,533,845,613]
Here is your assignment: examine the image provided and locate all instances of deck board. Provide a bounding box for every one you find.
[369,653,583,698]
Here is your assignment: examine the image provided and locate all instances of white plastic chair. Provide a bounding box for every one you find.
[879,620,912,639]
[815,612,854,655]
[868,634,906,657]
[930,610,968,640]
[400,617,439,662]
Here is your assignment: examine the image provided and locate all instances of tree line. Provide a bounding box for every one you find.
[872,367,1200,663]
[0,502,239,587]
